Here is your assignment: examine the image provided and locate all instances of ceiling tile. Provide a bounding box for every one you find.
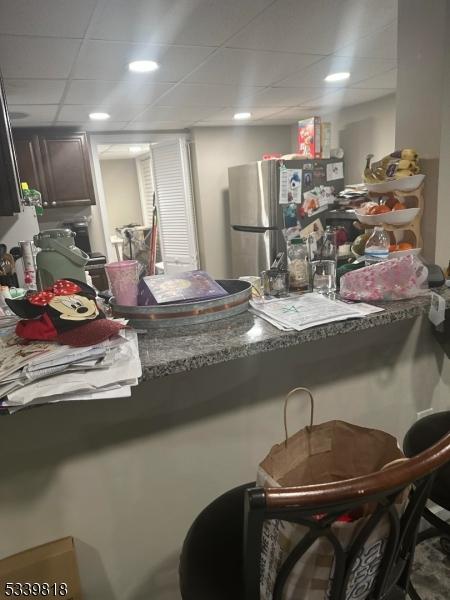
[185,48,323,87]
[8,104,58,125]
[226,0,396,55]
[59,121,128,131]
[352,68,397,89]
[133,105,217,122]
[245,87,332,107]
[57,104,148,122]
[153,83,263,107]
[334,22,397,60]
[263,107,318,121]
[88,0,273,46]
[201,107,286,122]
[304,87,393,110]
[0,35,81,78]
[4,79,66,104]
[0,0,97,38]
[72,40,212,81]
[65,79,173,105]
[124,121,190,130]
[274,55,396,87]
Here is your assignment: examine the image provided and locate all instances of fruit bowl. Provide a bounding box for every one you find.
[389,247,421,258]
[355,207,420,226]
[366,174,425,193]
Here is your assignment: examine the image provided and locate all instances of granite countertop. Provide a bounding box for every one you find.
[138,287,450,381]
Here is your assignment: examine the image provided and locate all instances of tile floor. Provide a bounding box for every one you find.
[412,537,450,599]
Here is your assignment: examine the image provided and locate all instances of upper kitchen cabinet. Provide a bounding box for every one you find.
[12,131,45,194]
[0,74,21,216]
[13,129,96,208]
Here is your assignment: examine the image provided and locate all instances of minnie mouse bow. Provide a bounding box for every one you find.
[28,279,82,306]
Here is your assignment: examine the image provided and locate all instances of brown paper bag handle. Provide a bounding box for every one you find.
[284,387,314,447]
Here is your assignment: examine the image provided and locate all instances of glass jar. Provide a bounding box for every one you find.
[287,238,310,291]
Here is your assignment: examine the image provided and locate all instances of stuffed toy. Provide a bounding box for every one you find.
[6,278,125,347]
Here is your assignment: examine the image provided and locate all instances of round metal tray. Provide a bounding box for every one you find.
[110,279,251,328]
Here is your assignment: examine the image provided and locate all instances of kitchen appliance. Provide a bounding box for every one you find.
[228,158,344,277]
[0,204,40,287]
[34,228,88,288]
[63,218,92,255]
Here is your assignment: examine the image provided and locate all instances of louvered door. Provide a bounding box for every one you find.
[135,152,154,226]
[150,139,199,274]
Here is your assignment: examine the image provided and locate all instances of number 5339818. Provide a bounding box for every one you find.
[4,582,68,596]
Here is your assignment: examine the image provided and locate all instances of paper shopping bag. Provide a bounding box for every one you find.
[257,388,406,600]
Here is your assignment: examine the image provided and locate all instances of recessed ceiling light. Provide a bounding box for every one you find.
[234,112,252,120]
[89,112,110,121]
[128,60,159,73]
[324,72,350,82]
[9,111,29,120]
[129,146,143,153]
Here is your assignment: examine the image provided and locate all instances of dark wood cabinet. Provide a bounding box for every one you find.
[13,128,96,209]
[12,132,45,194]
[0,73,21,216]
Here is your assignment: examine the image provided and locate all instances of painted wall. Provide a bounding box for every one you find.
[99,159,143,238]
[0,317,449,599]
[290,93,396,184]
[191,125,292,278]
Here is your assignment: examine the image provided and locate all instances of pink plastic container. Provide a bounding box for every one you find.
[105,260,139,306]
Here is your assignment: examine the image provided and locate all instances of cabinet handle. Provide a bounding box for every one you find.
[52,201,56,206]
[43,201,48,207]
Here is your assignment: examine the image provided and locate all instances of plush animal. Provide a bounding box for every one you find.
[6,279,124,346]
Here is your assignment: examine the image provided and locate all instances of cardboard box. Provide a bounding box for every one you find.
[297,117,321,158]
[0,538,82,600]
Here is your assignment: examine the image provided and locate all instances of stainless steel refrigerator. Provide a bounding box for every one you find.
[228,158,345,277]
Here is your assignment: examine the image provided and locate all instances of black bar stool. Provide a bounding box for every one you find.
[180,429,450,600]
[403,411,450,599]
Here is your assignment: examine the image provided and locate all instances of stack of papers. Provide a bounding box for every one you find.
[0,328,141,413]
[250,292,384,332]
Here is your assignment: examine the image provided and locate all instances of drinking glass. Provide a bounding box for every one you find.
[310,260,337,295]
[261,269,289,298]
[308,229,337,295]
[105,260,139,306]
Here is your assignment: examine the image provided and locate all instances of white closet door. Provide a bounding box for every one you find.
[151,139,199,274]
[135,152,154,227]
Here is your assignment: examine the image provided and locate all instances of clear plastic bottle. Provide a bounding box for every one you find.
[364,226,390,266]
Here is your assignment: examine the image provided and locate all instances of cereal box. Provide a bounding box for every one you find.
[297,117,321,158]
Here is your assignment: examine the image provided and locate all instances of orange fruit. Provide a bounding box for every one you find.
[397,242,413,250]
[392,202,406,210]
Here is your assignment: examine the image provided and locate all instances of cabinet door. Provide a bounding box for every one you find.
[13,132,47,196]
[0,74,21,216]
[39,132,96,207]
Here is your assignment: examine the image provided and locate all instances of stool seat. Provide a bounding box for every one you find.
[403,411,450,510]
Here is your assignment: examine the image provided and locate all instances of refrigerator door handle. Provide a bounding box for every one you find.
[232,225,278,233]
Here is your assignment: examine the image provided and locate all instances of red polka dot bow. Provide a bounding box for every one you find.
[29,280,82,306]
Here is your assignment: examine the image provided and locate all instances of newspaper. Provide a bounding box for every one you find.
[250,293,384,332]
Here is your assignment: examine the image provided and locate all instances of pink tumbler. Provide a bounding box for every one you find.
[105,260,139,306]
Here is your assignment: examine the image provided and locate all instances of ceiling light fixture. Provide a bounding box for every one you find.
[89,112,110,121]
[129,146,144,153]
[233,112,252,120]
[324,72,350,82]
[128,60,159,73]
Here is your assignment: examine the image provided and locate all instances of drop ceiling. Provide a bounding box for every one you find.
[0,0,397,131]
[98,143,150,159]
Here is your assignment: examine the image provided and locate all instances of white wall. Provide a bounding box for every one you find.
[99,159,143,237]
[191,125,292,278]
[290,94,396,184]
[0,316,449,600]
